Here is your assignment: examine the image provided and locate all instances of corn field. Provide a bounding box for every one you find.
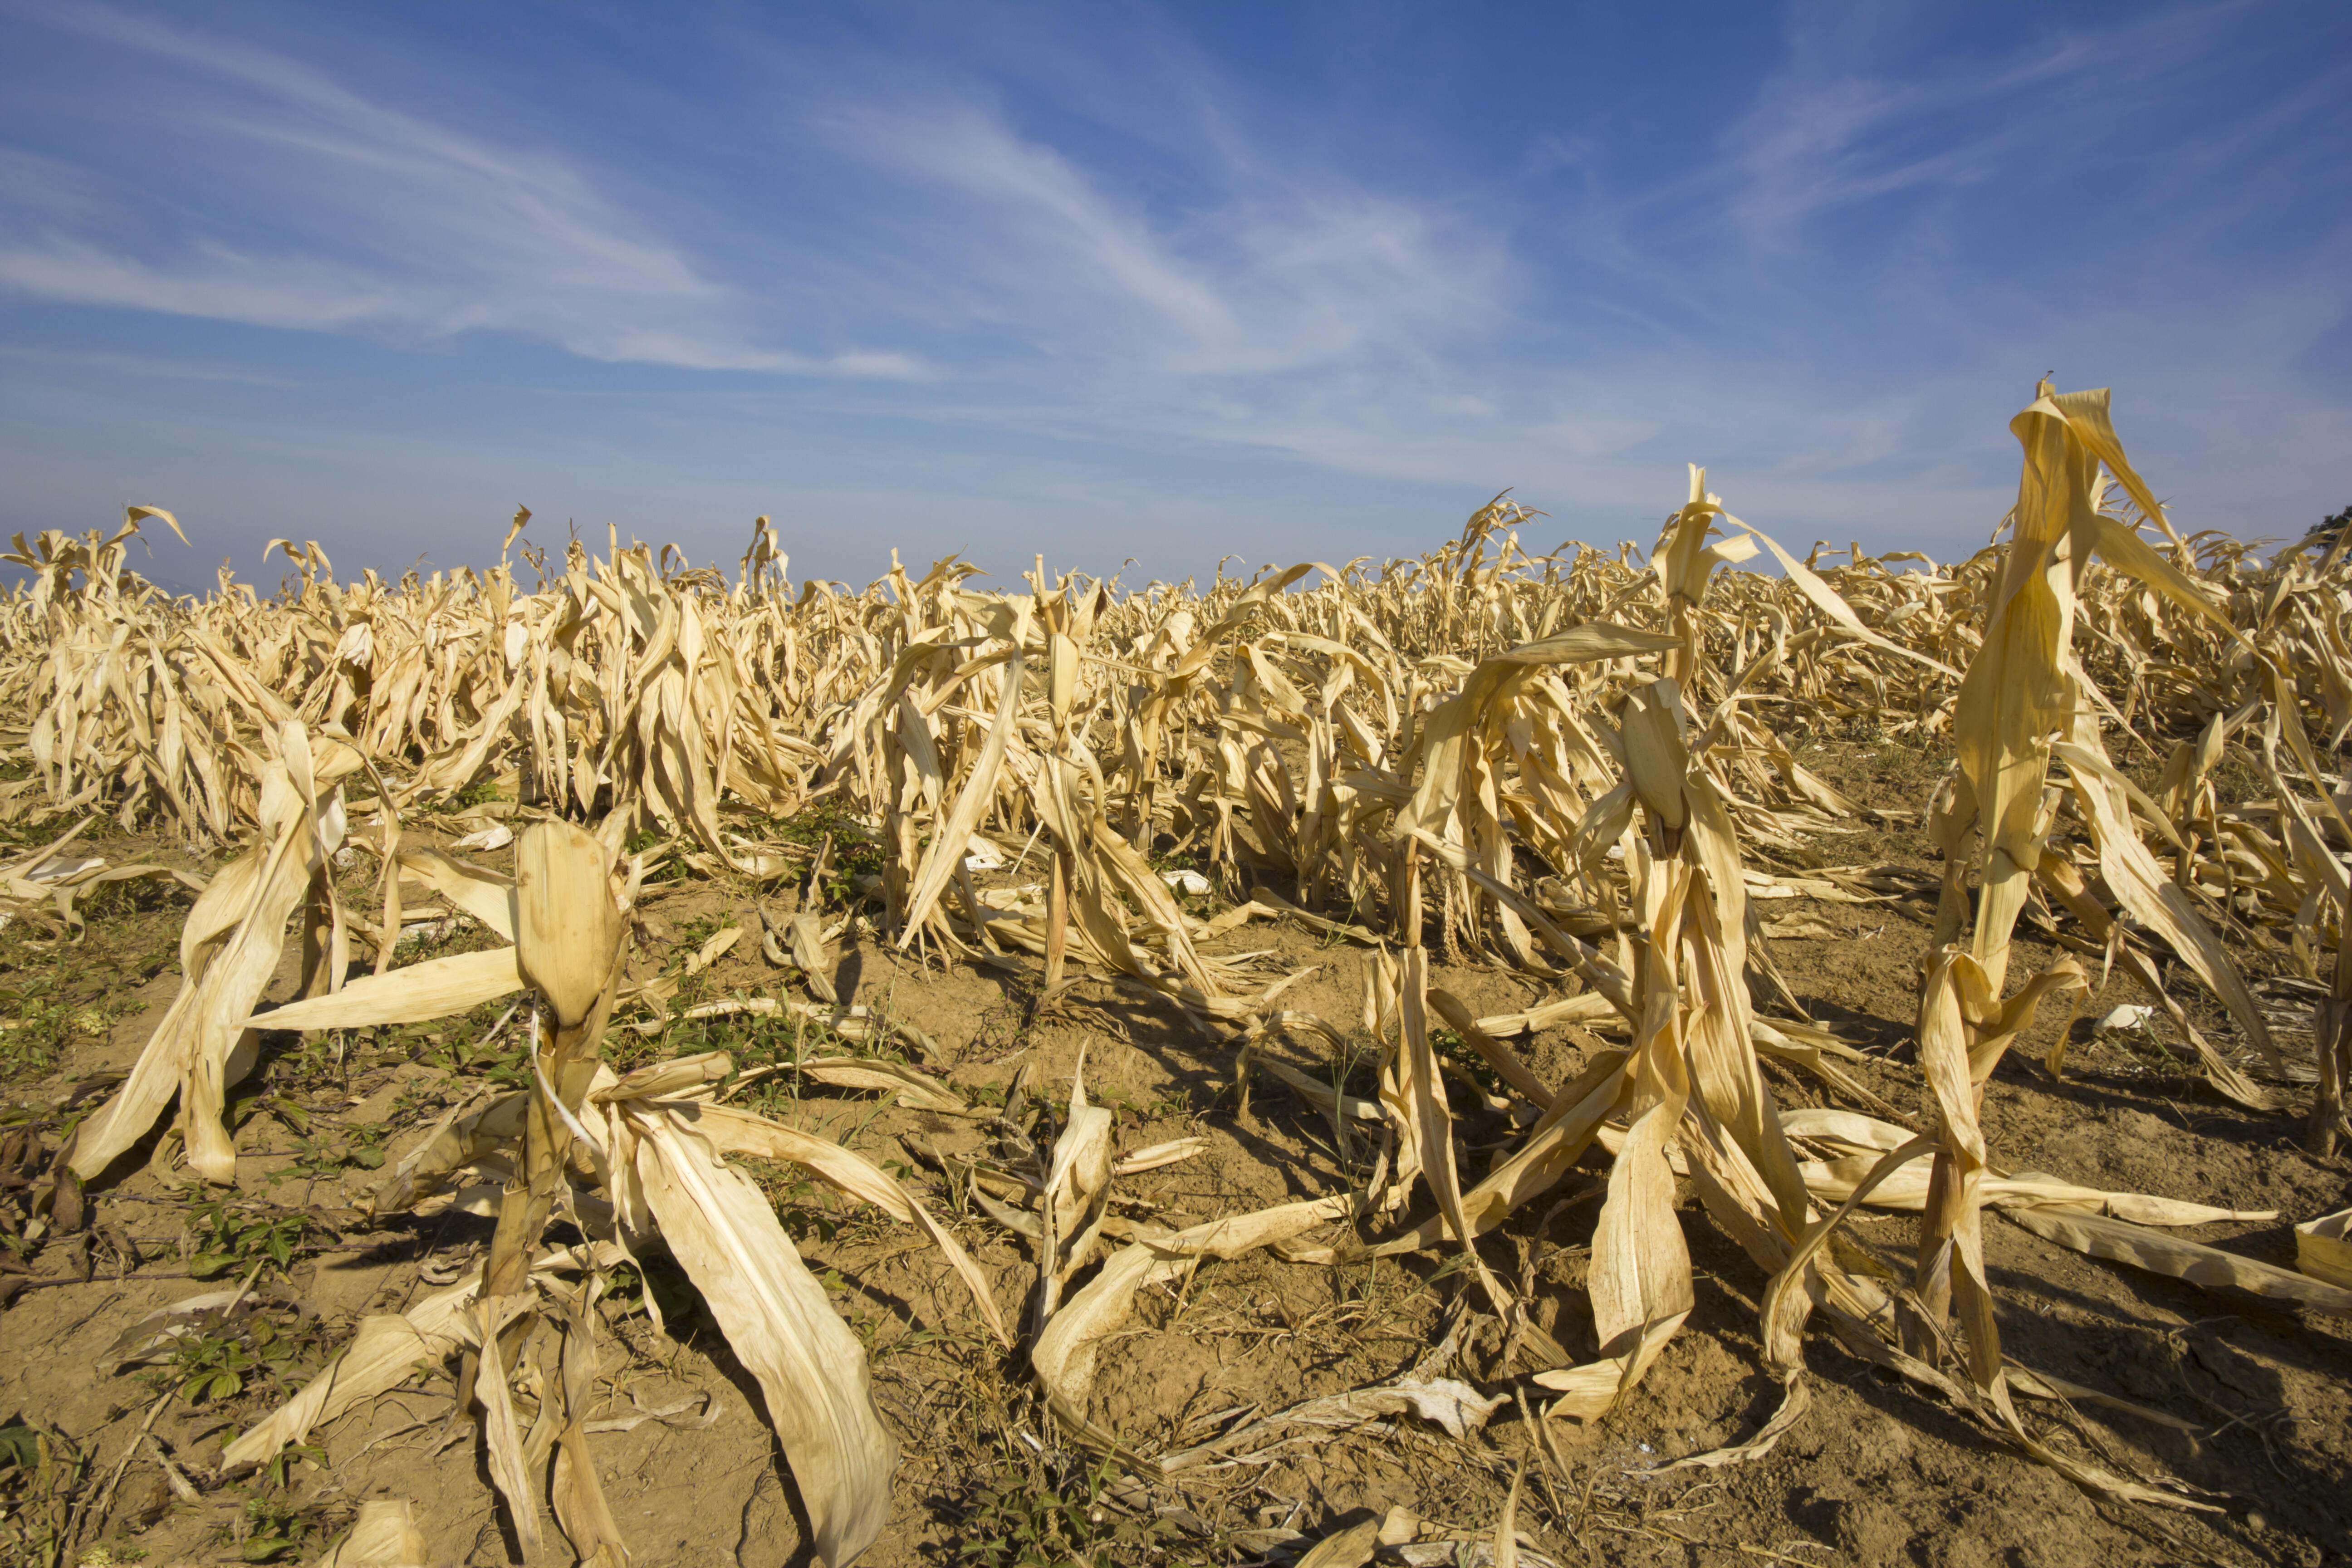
[3,382,2348,1566]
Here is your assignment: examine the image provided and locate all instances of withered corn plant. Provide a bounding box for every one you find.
[7,382,2351,1561]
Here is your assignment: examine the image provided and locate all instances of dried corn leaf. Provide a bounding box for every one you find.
[1113,1137,1209,1175]
[794,1058,967,1114]
[244,947,524,1033]
[1032,1195,1355,1446]
[2002,1205,2352,1313]
[224,1243,622,1472]
[69,739,350,1183]
[669,1098,1009,1348]
[619,1100,897,1567]
[309,1498,427,1568]
[395,846,518,940]
[2296,1207,2352,1289]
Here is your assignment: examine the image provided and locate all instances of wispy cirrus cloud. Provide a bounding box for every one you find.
[0,342,299,387]
[0,2,929,378]
[0,2,2344,580]
[800,84,1512,385]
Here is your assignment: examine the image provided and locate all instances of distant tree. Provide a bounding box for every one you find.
[2303,502,2350,552]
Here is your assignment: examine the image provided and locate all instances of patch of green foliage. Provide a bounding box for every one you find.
[1427,1025,1502,1098]
[762,800,888,906]
[417,775,501,815]
[138,1299,336,1415]
[680,994,886,1076]
[0,973,91,1086]
[621,825,690,885]
[953,1446,1176,1568]
[1091,1079,1193,1126]
[294,995,527,1088]
[2306,501,2349,550]
[260,1125,386,1194]
[0,883,173,1085]
[219,1489,338,1563]
[672,911,727,951]
[599,1257,703,1328]
[0,1417,86,1568]
[184,1200,322,1281]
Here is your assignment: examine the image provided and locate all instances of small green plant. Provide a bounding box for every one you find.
[620,825,691,884]
[186,1201,317,1279]
[673,911,726,952]
[1427,1026,1501,1097]
[221,1491,329,1563]
[762,801,886,906]
[738,1161,844,1246]
[392,911,495,961]
[261,1441,327,1492]
[139,1303,332,1408]
[261,1127,385,1192]
[385,1076,441,1126]
[1094,1082,1190,1125]
[954,1446,1171,1567]
[0,1423,43,1472]
[397,998,534,1086]
[418,775,501,815]
[0,961,143,1087]
[0,974,77,1084]
[149,1324,260,1405]
[601,1255,706,1331]
[227,1083,313,1141]
[0,1418,84,1568]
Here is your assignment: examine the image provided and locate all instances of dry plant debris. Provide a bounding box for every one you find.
[0,382,2347,1567]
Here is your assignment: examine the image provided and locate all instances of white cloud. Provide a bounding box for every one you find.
[0,240,407,331]
[0,1,2343,573]
[810,87,1510,380]
[0,342,299,386]
[0,3,925,377]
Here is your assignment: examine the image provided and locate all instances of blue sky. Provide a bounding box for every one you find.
[2,2,2347,591]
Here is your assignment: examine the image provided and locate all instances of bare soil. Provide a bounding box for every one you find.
[3,740,2347,1568]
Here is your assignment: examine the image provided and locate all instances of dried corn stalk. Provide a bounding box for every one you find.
[66,722,356,1184]
[14,377,2350,1543]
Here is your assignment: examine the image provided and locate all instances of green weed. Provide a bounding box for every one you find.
[138,1302,334,1411]
[751,801,887,907]
[952,1447,1173,1568]
[184,1201,319,1281]
[416,776,501,815]
[218,1490,337,1563]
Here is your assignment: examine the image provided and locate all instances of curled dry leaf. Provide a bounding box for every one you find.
[1032,1195,1357,1447]
[608,1096,897,1568]
[307,1498,428,1568]
[2298,1207,2352,1289]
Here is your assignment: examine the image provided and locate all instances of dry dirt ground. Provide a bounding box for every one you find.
[2,739,2347,1568]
